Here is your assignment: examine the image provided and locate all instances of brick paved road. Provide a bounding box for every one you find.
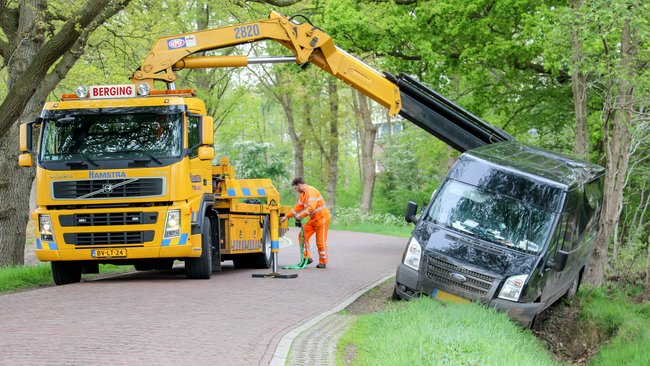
[0,230,406,365]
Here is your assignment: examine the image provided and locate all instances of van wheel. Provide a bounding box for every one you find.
[185,219,212,279]
[51,261,82,285]
[252,216,272,269]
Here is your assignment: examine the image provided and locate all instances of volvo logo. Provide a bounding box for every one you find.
[102,184,113,193]
[449,272,467,283]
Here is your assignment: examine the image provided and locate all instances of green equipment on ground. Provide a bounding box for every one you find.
[282,220,310,270]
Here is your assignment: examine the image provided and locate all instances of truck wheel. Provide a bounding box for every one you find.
[211,217,222,273]
[51,261,82,285]
[252,216,272,269]
[185,219,212,279]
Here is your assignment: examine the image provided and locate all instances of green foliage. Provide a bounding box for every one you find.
[229,140,288,180]
[577,286,650,365]
[337,297,560,366]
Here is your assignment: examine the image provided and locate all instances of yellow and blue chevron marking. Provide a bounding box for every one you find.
[161,233,189,247]
[36,239,58,250]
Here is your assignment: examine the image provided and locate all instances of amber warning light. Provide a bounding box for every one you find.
[89,84,136,99]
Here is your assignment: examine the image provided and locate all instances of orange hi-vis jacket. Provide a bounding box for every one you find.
[286,185,329,221]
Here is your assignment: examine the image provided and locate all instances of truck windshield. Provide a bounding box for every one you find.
[40,112,182,162]
[426,180,555,254]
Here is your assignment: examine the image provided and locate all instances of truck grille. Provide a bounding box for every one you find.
[59,212,158,227]
[64,231,155,246]
[425,256,495,296]
[52,178,164,199]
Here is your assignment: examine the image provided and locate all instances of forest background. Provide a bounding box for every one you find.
[0,0,648,292]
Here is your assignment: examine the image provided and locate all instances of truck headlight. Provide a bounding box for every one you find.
[403,237,422,270]
[498,274,528,302]
[164,210,181,238]
[39,215,53,241]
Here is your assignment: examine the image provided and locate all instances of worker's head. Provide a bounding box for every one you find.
[291,177,307,193]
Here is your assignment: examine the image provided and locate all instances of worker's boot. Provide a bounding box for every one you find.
[307,258,313,265]
[316,263,326,269]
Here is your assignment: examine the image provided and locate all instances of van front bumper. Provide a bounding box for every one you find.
[395,263,544,327]
[394,263,421,300]
[488,298,544,327]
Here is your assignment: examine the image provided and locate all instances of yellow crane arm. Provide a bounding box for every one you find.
[131,11,401,115]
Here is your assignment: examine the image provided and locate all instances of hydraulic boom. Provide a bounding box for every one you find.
[132,11,513,152]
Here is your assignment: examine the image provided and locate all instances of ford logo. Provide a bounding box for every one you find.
[449,272,467,282]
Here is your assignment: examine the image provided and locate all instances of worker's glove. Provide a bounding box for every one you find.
[295,220,302,228]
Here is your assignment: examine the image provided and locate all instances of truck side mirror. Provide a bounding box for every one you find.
[198,145,214,161]
[20,123,33,153]
[546,250,568,272]
[19,120,38,167]
[200,116,214,146]
[405,201,419,224]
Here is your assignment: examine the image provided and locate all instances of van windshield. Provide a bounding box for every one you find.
[426,180,555,254]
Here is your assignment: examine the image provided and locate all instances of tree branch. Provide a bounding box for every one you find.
[0,5,19,45]
[0,0,131,136]
[245,0,304,6]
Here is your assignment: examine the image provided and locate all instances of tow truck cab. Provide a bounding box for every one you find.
[394,141,605,327]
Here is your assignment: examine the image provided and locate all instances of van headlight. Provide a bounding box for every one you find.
[164,210,181,238]
[39,214,53,241]
[403,237,422,270]
[498,274,528,302]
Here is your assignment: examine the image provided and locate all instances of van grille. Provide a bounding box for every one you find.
[64,231,155,246]
[425,256,495,296]
[53,178,164,199]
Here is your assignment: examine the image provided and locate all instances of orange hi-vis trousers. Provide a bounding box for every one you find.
[299,209,330,265]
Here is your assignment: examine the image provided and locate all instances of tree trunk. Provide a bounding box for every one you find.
[326,79,339,216]
[570,0,589,160]
[585,14,636,286]
[0,0,130,266]
[281,94,304,179]
[357,92,377,214]
[644,235,650,300]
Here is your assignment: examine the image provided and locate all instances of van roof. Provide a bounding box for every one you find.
[465,141,605,189]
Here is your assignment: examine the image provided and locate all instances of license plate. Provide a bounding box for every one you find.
[432,288,471,304]
[91,249,127,258]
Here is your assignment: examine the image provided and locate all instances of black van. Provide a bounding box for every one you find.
[393,141,605,327]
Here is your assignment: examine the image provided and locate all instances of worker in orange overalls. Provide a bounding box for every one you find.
[280,177,330,268]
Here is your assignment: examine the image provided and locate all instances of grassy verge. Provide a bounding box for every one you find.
[579,287,650,365]
[330,222,412,238]
[0,263,132,295]
[337,297,561,366]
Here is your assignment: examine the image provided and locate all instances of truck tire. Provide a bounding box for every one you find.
[252,216,272,269]
[185,219,212,279]
[51,261,82,285]
[211,217,222,272]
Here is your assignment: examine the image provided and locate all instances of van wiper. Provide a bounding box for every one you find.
[112,149,162,165]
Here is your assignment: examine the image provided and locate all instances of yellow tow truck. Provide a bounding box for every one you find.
[19,11,511,285]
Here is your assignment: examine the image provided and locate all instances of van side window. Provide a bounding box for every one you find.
[583,179,603,240]
[560,211,579,252]
[187,115,200,158]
